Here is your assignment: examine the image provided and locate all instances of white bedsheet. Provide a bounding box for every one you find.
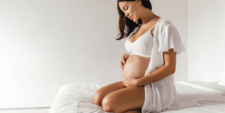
[49,81,225,113]
[162,81,225,113]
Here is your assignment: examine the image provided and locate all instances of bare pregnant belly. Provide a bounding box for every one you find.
[122,54,150,80]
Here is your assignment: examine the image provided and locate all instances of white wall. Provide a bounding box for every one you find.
[0,0,187,109]
[187,0,225,82]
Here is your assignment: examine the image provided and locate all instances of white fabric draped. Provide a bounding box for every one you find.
[141,17,199,113]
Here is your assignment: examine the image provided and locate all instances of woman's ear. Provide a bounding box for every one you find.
[138,0,142,6]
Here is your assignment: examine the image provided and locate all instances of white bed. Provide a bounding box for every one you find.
[48,81,225,113]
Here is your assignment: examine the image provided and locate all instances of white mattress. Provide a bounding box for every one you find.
[49,81,225,113]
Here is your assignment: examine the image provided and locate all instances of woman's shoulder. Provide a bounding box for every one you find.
[159,17,173,28]
[157,17,174,32]
[159,18,173,25]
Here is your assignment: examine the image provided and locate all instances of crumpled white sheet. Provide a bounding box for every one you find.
[162,81,225,113]
[48,83,110,113]
[48,81,225,113]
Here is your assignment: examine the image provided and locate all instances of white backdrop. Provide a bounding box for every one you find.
[0,0,188,109]
[187,0,225,82]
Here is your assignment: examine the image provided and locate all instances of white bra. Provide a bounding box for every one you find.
[125,24,156,58]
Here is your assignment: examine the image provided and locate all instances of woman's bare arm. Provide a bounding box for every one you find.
[136,49,176,86]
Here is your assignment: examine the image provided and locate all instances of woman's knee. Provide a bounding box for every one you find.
[93,89,105,106]
[102,97,114,112]
[102,95,122,112]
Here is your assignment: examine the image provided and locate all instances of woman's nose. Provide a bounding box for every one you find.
[125,12,129,17]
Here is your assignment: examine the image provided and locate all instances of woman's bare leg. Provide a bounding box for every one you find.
[102,87,144,113]
[93,81,126,106]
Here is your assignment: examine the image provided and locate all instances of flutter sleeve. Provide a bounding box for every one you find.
[158,24,185,54]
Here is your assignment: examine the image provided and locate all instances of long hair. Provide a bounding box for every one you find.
[116,0,152,40]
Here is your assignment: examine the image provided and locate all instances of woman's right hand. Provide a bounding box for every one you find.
[120,54,130,71]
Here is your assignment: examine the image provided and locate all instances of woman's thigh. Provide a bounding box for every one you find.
[102,87,145,113]
[94,81,126,106]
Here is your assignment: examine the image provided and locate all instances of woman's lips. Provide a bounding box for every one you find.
[130,15,133,20]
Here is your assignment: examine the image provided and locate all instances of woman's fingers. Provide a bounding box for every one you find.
[120,56,125,70]
[120,54,130,70]
[124,54,129,62]
[122,55,127,64]
[122,81,127,86]
[120,60,124,70]
[120,63,123,71]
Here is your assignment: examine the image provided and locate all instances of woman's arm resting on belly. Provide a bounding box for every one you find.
[136,49,176,87]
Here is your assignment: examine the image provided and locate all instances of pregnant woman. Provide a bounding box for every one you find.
[94,0,196,113]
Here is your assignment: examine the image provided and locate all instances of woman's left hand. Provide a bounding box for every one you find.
[122,76,139,88]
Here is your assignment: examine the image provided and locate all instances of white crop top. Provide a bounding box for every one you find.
[125,24,156,58]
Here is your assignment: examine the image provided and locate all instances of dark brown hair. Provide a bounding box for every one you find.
[116,0,152,40]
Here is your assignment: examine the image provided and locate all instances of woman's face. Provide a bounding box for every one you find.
[118,0,141,23]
